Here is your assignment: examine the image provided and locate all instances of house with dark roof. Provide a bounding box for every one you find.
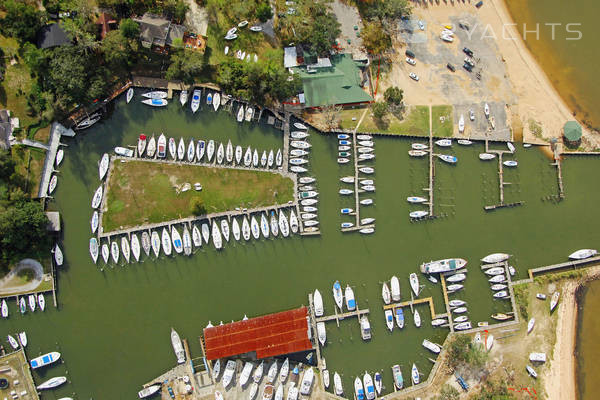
[133,13,185,50]
[36,23,72,49]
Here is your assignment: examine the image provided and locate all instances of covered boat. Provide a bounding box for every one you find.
[420,258,467,274]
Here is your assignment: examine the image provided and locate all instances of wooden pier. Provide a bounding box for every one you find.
[427,106,435,216]
[382,296,439,319]
[553,142,565,200]
[484,140,523,211]
[316,307,370,324]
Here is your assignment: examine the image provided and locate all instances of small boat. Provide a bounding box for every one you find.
[19,297,26,314]
[569,249,598,260]
[507,142,515,153]
[151,231,160,257]
[206,92,213,105]
[454,321,472,330]
[191,89,201,113]
[490,284,507,291]
[187,139,195,162]
[157,134,167,158]
[524,143,533,148]
[212,222,223,250]
[358,147,374,154]
[137,134,147,156]
[299,191,318,199]
[337,158,350,164]
[252,149,259,167]
[289,158,308,165]
[458,139,472,145]
[18,331,27,347]
[339,188,353,195]
[232,218,241,241]
[438,154,457,163]
[291,140,311,149]
[176,138,185,160]
[322,369,330,389]
[503,160,518,167]
[169,226,182,255]
[55,148,64,167]
[223,360,236,388]
[529,352,547,363]
[53,243,64,266]
[458,114,465,133]
[423,339,441,353]
[292,131,310,139]
[393,365,403,390]
[317,321,327,346]
[239,361,254,387]
[354,377,365,400]
[115,146,134,157]
[217,142,225,164]
[91,185,103,209]
[408,150,427,157]
[412,143,428,150]
[267,361,278,383]
[411,364,420,385]
[251,216,260,239]
[245,106,254,122]
[358,154,375,161]
[484,103,490,117]
[47,174,58,194]
[126,87,134,103]
[488,275,506,283]
[225,140,233,163]
[89,237,99,263]
[192,225,202,247]
[182,226,192,256]
[413,309,421,327]
[101,243,110,263]
[243,217,252,240]
[75,114,101,130]
[526,365,537,378]
[431,318,446,327]
[141,98,168,107]
[206,140,215,162]
[453,306,468,314]
[253,361,264,383]
[143,91,167,99]
[385,309,394,331]
[486,334,494,351]
[1,299,7,318]
[8,334,19,349]
[360,228,375,234]
[435,139,452,147]
[147,135,156,158]
[550,291,560,311]
[410,210,428,218]
[313,289,324,316]
[482,253,510,263]
[267,149,274,167]
[360,199,374,206]
[340,176,354,183]
[138,384,161,399]
[390,276,401,301]
[479,153,496,160]
[168,137,177,159]
[332,281,343,309]
[276,149,283,167]
[409,273,420,296]
[237,104,245,122]
[509,265,516,275]
[447,284,464,292]
[382,282,391,304]
[250,25,263,32]
[407,196,427,203]
[528,318,535,333]
[345,285,356,311]
[395,307,405,328]
[244,147,252,166]
[213,359,221,380]
[161,228,172,256]
[213,92,221,111]
[171,328,186,364]
[235,145,243,165]
[491,313,513,321]
[454,315,469,323]
[359,140,374,147]
[363,372,375,400]
[37,376,67,390]
[280,358,289,383]
[485,267,505,276]
[121,236,131,263]
[294,122,307,130]
[30,351,61,369]
[260,213,270,238]
[129,233,140,262]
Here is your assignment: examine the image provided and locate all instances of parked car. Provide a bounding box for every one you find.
[463,47,474,57]
[469,110,475,121]
[405,49,416,58]
[409,72,419,81]
[406,57,416,66]
[464,57,475,67]
[418,20,425,30]
[447,63,456,72]
[463,63,473,72]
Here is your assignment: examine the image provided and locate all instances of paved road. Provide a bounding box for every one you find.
[0,259,43,296]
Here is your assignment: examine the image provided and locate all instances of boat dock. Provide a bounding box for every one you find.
[526,255,600,280]
[427,106,435,216]
[553,142,565,200]
[37,122,68,199]
[483,140,523,211]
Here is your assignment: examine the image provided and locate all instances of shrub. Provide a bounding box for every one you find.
[189,198,206,215]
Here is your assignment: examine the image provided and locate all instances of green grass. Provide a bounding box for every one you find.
[102,160,295,232]
[431,105,453,137]
[338,105,430,136]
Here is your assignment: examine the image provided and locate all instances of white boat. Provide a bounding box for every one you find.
[206,92,213,105]
[213,92,221,111]
[187,139,195,162]
[182,226,192,256]
[458,139,472,145]
[168,138,176,159]
[151,231,160,257]
[237,105,245,122]
[486,334,494,351]
[420,258,467,274]
[252,149,259,167]
[550,291,560,311]
[26,295,35,312]
[121,236,131,263]
[201,223,210,244]
[212,222,223,250]
[485,267,505,276]
[331,280,344,310]
[143,91,167,99]
[300,367,314,395]
[413,309,421,327]
[226,140,233,163]
[240,362,254,387]
[507,142,515,153]
[267,361,278,383]
[484,103,490,117]
[46,174,58,195]
[206,140,215,162]
[447,284,464,292]
[55,148,64,167]
[161,228,172,256]
[7,334,18,349]
[337,158,350,164]
[171,328,185,364]
[142,98,168,107]
[242,217,251,241]
[251,361,264,384]
[313,289,324,316]
[89,237,99,263]
[491,283,507,291]
[454,321,472,330]
[192,225,202,247]
[354,377,365,400]
[75,114,101,129]
[126,87,134,103]
[423,339,441,353]
[435,139,452,147]
[458,115,465,133]
[527,318,535,333]
[410,210,428,218]
[286,386,298,400]
[291,140,311,149]
[359,140,374,147]
[245,106,254,121]
[30,351,61,369]
[18,331,27,347]
[220,219,230,242]
[363,372,375,400]
[385,309,394,331]
[317,321,327,346]
[115,146,134,157]
[409,273,420,296]
[169,226,182,254]
[223,360,237,388]
[412,143,428,150]
[381,282,391,304]
[177,138,185,160]
[212,359,221,380]
[251,216,260,239]
[488,275,506,283]
[54,243,64,266]
[274,384,284,400]
[101,243,110,263]
[1,299,8,318]
[276,149,282,167]
[358,153,375,161]
[147,135,156,158]
[345,285,356,311]
[289,210,298,233]
[526,365,538,378]
[140,231,151,256]
[493,291,509,298]
[138,384,161,399]
[230,218,241,241]
[479,153,496,160]
[294,122,307,130]
[235,145,243,165]
[438,154,457,163]
[250,25,262,32]
[447,273,466,283]
[503,160,518,167]
[267,149,274,167]
[289,158,308,165]
[91,185,103,209]
[292,131,309,139]
[19,297,26,314]
[137,134,147,156]
[37,376,67,390]
[191,89,201,113]
[408,150,427,157]
[279,358,289,383]
[407,196,428,204]
[157,134,167,158]
[569,249,598,260]
[130,234,141,261]
[482,253,510,263]
[453,306,468,314]
[217,142,225,164]
[529,352,546,363]
[260,213,270,238]
[411,364,420,385]
[243,147,252,166]
[90,211,99,234]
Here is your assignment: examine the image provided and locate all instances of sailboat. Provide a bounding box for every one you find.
[235,145,243,165]
[54,243,64,266]
[332,281,343,309]
[231,218,241,241]
[126,87,134,103]
[37,376,67,390]
[91,185,103,209]
[217,142,225,164]
[187,139,195,162]
[382,282,391,304]
[141,231,151,256]
[242,217,251,241]
[1,299,8,318]
[413,309,421,327]
[162,228,172,256]
[147,135,156,158]
[151,231,161,257]
[168,137,176,159]
[89,237,99,263]
[182,226,192,255]
[121,236,130,263]
[213,92,221,111]
[220,219,230,242]
[409,273,420,296]
[131,234,141,262]
[212,222,223,250]
[237,105,245,122]
[207,140,215,162]
[196,140,205,161]
[226,140,233,163]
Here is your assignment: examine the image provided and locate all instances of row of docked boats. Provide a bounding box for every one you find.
[90,209,300,264]
[8,293,46,316]
[236,102,256,122]
[131,134,284,169]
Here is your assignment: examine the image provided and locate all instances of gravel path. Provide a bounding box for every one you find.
[0,259,44,295]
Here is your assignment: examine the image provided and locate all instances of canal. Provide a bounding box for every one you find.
[3,98,600,399]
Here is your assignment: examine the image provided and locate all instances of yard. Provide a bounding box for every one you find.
[338,105,430,136]
[102,160,295,232]
[431,105,454,137]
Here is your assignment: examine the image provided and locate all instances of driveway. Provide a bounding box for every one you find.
[0,259,44,295]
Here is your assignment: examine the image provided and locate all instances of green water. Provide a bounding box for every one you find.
[505,0,600,130]
[3,99,600,399]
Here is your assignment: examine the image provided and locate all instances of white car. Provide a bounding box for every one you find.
[406,57,416,66]
[418,20,425,30]
[469,110,475,121]
[409,72,419,81]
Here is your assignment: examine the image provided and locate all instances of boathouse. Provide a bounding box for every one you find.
[203,306,313,361]
[563,120,582,148]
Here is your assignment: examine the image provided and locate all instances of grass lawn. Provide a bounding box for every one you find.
[431,105,453,137]
[102,160,295,232]
[338,105,430,136]
[11,145,45,196]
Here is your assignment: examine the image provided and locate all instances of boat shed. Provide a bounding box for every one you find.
[203,306,312,361]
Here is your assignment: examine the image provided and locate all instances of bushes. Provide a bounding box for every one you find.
[189,198,207,216]
[371,102,388,120]
[447,334,488,369]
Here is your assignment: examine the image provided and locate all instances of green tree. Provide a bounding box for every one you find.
[361,21,391,55]
[447,334,488,369]
[119,18,140,40]
[364,0,411,24]
[165,49,206,84]
[0,0,44,43]
[0,152,16,182]
[102,30,135,69]
[163,0,189,22]
[437,384,460,400]
[384,86,404,105]
[294,2,341,56]
[21,42,48,75]
[256,2,273,22]
[0,201,51,266]
[189,198,206,215]
[372,101,388,120]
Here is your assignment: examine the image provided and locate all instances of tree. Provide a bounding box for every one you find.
[163,0,189,23]
[384,86,404,106]
[256,2,273,22]
[0,152,16,182]
[0,0,44,43]
[165,50,206,84]
[361,22,391,56]
[21,42,48,75]
[102,30,134,69]
[437,384,460,400]
[119,18,140,40]
[447,334,488,369]
[371,101,388,120]
[293,2,341,56]
[321,104,342,130]
[189,198,206,216]
[364,0,411,24]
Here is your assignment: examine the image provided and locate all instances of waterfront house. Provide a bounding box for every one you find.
[133,13,185,51]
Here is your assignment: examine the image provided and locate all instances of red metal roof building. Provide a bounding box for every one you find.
[203,307,313,361]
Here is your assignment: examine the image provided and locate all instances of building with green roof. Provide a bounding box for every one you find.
[563,120,582,147]
[292,54,373,108]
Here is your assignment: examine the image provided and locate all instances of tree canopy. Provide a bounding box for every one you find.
[0,0,44,43]
[165,49,206,84]
[384,86,404,106]
[361,21,391,56]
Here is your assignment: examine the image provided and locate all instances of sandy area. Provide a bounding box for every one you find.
[381,0,596,146]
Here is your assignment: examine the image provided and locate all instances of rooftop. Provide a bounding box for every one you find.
[36,23,71,49]
[563,120,582,141]
[203,306,312,361]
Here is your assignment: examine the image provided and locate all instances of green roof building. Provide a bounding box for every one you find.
[293,54,372,108]
[563,120,582,147]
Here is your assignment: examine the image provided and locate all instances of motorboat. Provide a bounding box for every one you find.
[299,367,314,395]
[91,185,103,209]
[147,135,156,158]
[250,25,262,32]
[137,134,147,156]
[485,104,490,118]
[458,115,465,133]
[390,276,401,301]
[317,321,327,346]
[141,98,168,107]
[479,153,496,160]
[409,273,420,296]
[89,238,99,263]
[212,222,223,250]
[569,249,597,260]
[358,147,374,154]
[337,158,350,164]
[359,140,374,147]
[360,315,371,340]
[339,188,353,195]
[395,307,405,328]
[280,358,289,383]
[30,351,61,369]
[454,321,472,330]
[294,122,307,130]
[253,361,264,383]
[332,281,343,309]
[323,369,330,389]
[340,176,354,183]
[485,267,505,275]
[161,227,172,256]
[115,146,134,157]
[213,92,221,111]
[354,377,365,400]
[143,91,167,99]
[526,365,537,378]
[358,154,375,161]
[345,285,356,311]
[239,362,254,387]
[157,134,167,158]
[454,316,469,323]
[171,328,185,364]
[18,332,27,347]
[392,364,403,390]
[503,160,518,167]
[360,228,375,234]
[289,158,308,165]
[206,92,213,105]
[363,372,375,400]
[7,334,18,349]
[438,154,457,163]
[313,289,324,316]
[223,360,237,388]
[420,258,467,274]
[423,339,441,353]
[550,291,560,311]
[37,376,67,390]
[411,364,420,385]
[458,139,472,145]
[382,282,391,304]
[138,384,161,398]
[491,313,513,321]
[385,309,394,331]
[333,372,343,395]
[435,139,452,147]
[191,89,201,112]
[507,142,515,153]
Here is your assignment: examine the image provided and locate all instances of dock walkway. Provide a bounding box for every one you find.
[37,122,66,199]
[484,140,523,211]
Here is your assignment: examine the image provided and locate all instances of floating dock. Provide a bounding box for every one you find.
[483,140,523,211]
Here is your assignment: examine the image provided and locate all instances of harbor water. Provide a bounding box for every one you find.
[3,98,600,399]
[576,279,600,400]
